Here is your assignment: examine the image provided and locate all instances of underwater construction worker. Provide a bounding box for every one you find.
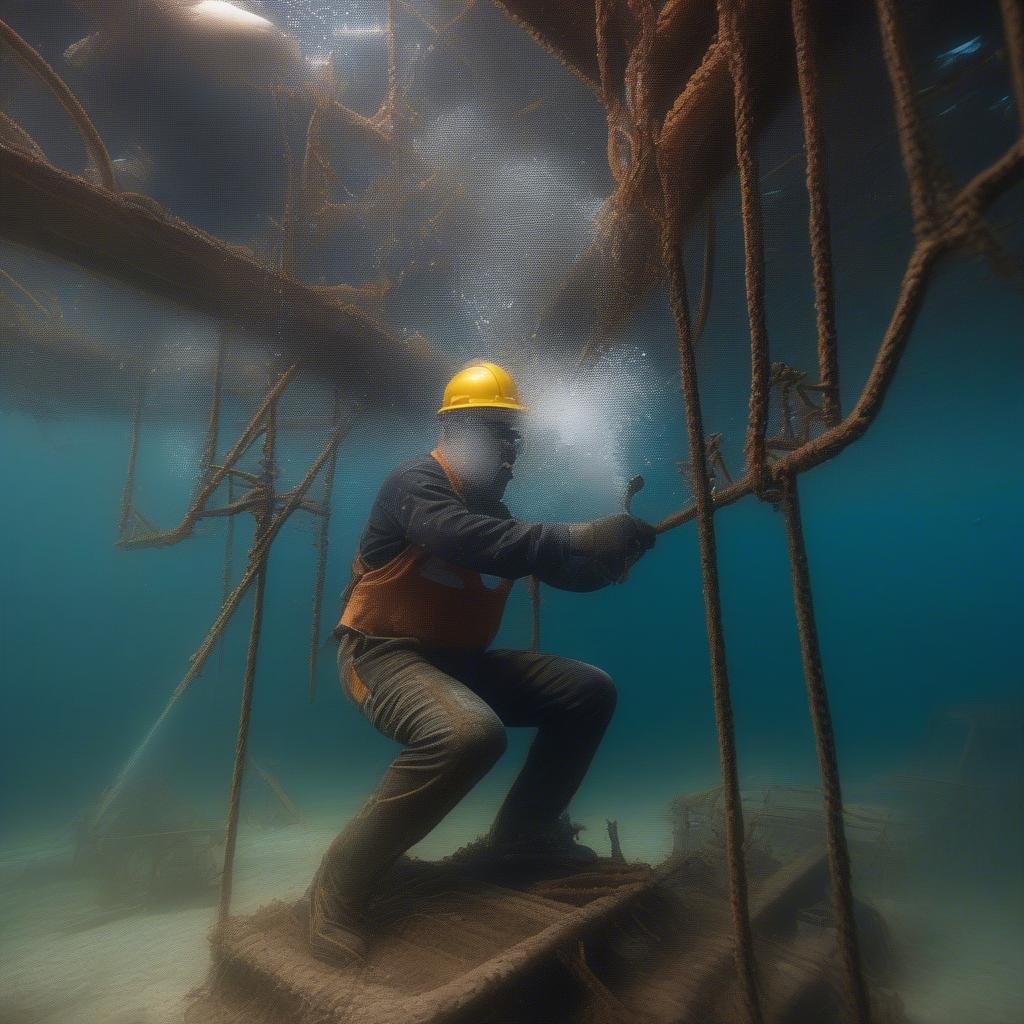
[309,361,656,964]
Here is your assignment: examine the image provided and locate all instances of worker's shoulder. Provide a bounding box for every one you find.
[379,454,450,494]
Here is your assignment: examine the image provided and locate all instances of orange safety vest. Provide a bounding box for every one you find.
[336,448,514,651]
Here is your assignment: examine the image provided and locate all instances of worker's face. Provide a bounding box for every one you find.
[443,412,524,498]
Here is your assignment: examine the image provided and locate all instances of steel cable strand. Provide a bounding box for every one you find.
[636,8,762,1008]
[93,406,343,828]
[656,159,765,1024]
[0,17,117,190]
[873,0,942,237]
[717,0,772,498]
[308,389,346,702]
[580,0,650,367]
[874,0,1019,281]
[116,376,146,542]
[1000,0,1024,135]
[790,0,841,427]
[779,473,872,1024]
[219,403,278,920]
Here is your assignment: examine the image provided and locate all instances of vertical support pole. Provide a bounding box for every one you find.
[717,0,771,496]
[779,472,871,1024]
[657,175,763,1024]
[791,0,841,426]
[218,401,277,922]
[219,473,236,675]
[308,389,344,702]
[94,392,335,829]
[873,0,940,235]
[1000,0,1024,136]
[386,0,400,265]
[199,327,228,486]
[117,375,146,541]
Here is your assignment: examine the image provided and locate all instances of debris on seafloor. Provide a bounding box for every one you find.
[879,700,1024,879]
[186,791,910,1024]
[669,784,910,885]
[242,758,304,831]
[73,778,223,910]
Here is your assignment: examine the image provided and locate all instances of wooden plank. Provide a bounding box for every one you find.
[201,864,656,1024]
[614,851,829,1023]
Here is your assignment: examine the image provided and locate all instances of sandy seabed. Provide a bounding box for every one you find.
[1,803,1022,1024]
[0,798,665,1024]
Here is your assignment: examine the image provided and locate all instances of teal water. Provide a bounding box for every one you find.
[1,2,1022,1022]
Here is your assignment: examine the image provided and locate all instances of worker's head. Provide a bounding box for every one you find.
[437,362,526,500]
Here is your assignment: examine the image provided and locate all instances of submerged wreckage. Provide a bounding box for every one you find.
[188,794,906,1024]
[1,0,1022,1022]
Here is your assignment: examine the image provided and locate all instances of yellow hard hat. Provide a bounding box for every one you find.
[437,361,527,415]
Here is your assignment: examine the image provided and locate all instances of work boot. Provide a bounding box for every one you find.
[487,813,599,866]
[307,864,368,967]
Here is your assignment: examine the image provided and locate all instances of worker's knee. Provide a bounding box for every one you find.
[445,711,507,773]
[575,665,617,720]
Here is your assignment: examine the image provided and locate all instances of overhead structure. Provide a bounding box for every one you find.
[0,2,1020,1022]
[0,143,435,390]
[502,1,1022,1022]
[493,0,802,356]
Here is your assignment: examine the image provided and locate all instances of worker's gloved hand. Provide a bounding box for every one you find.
[573,513,657,584]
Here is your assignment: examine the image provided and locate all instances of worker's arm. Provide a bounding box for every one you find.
[394,467,574,580]
[364,459,654,589]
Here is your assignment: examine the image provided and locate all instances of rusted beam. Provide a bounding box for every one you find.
[654,137,1023,535]
[530,4,795,347]
[492,0,716,111]
[0,144,437,390]
[663,851,828,1024]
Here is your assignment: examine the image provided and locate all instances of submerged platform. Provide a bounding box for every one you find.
[185,846,895,1024]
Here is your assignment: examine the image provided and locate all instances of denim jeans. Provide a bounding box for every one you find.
[314,630,617,906]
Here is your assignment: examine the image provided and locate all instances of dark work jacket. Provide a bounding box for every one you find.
[356,455,601,590]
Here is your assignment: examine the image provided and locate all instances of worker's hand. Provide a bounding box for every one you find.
[581,513,657,583]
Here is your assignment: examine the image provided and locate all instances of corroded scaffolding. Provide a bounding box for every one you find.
[1,2,1021,1022]
[560,1,1022,1022]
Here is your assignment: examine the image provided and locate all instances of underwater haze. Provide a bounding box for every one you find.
[1,1,1022,1023]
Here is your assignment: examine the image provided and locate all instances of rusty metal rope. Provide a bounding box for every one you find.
[118,365,298,549]
[1002,0,1024,134]
[93,395,344,828]
[199,328,228,487]
[656,150,764,1024]
[655,142,1020,536]
[219,402,278,921]
[778,472,870,1024]
[660,204,764,1024]
[0,266,51,318]
[590,1,769,1017]
[790,0,841,427]
[873,0,941,237]
[717,0,771,498]
[0,16,117,190]
[116,376,146,542]
[308,389,345,702]
[646,7,1021,1020]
